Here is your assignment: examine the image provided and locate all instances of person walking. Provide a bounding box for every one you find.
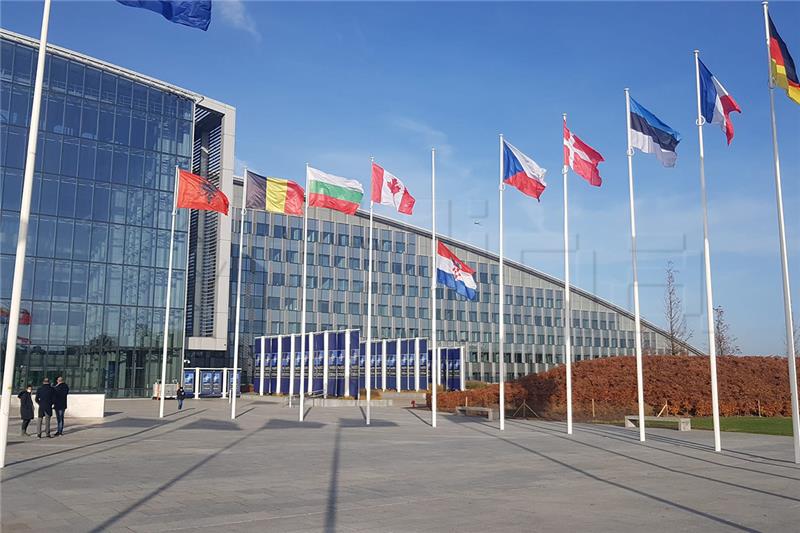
[35,378,55,438]
[176,385,186,410]
[53,376,69,436]
[17,384,34,437]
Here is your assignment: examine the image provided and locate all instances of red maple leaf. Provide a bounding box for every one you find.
[387,177,402,195]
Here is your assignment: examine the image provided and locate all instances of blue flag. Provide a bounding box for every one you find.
[116,1,212,31]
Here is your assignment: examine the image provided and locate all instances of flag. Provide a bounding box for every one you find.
[245,170,304,216]
[176,169,229,214]
[768,15,800,105]
[307,166,364,215]
[699,60,742,144]
[436,242,477,301]
[563,121,604,186]
[0,306,31,325]
[629,97,681,167]
[116,1,212,31]
[502,139,547,200]
[371,163,415,215]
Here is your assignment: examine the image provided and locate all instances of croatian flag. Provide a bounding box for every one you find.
[436,242,477,301]
[698,60,742,144]
[629,97,681,167]
[502,139,547,200]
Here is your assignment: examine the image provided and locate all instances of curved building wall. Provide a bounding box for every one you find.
[206,178,699,384]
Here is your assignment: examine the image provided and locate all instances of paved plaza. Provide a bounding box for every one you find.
[1,397,798,532]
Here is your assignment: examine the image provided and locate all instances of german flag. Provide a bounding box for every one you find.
[769,15,800,105]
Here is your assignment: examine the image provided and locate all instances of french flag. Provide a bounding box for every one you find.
[503,139,547,200]
[699,59,741,144]
[436,242,478,301]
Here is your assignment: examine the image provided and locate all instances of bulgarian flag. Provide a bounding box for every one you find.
[307,166,364,215]
[245,170,304,215]
[371,162,415,215]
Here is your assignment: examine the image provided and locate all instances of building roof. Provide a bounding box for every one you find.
[1,28,216,106]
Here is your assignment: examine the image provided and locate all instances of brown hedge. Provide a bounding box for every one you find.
[429,355,798,419]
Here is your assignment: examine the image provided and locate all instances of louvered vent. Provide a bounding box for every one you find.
[186,105,223,337]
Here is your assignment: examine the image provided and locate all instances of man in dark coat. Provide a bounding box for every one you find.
[17,384,34,436]
[53,376,69,436]
[35,378,55,438]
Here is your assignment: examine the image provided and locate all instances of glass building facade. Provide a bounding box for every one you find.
[0,33,196,396]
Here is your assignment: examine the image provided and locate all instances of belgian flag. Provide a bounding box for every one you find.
[768,15,800,105]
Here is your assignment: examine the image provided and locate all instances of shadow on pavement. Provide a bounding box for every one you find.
[3,408,207,477]
[339,418,398,428]
[567,422,800,472]
[404,407,431,427]
[179,418,241,431]
[506,419,800,503]
[262,419,326,429]
[456,420,760,532]
[324,425,343,532]
[87,425,262,533]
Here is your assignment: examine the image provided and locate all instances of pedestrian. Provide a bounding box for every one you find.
[176,385,186,410]
[53,376,69,436]
[35,378,55,438]
[17,384,34,437]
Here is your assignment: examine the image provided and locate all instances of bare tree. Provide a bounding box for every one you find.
[713,305,740,356]
[663,261,692,355]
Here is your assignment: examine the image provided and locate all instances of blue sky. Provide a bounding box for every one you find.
[3,1,798,355]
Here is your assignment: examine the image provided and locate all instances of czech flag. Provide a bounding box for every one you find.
[436,242,477,301]
[698,60,741,144]
[768,15,800,105]
[502,139,547,200]
[176,169,230,215]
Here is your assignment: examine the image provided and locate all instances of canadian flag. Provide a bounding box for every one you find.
[563,121,604,187]
[371,163,415,215]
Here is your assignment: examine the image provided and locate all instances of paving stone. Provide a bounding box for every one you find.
[2,397,798,532]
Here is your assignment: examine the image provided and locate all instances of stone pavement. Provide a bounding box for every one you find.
[1,396,798,532]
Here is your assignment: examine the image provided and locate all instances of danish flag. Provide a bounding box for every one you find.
[563,121,604,187]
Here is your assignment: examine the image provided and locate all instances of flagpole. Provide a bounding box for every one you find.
[299,164,309,422]
[693,51,723,452]
[431,148,438,428]
[562,114,574,436]
[0,0,51,468]
[157,167,180,419]
[366,157,375,426]
[498,134,505,432]
[762,1,800,464]
[230,170,248,419]
[624,89,646,442]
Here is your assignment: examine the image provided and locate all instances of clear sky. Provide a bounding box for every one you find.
[3,1,798,355]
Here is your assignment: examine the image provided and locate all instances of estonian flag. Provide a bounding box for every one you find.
[629,97,681,167]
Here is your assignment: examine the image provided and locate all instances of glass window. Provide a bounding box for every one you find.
[67,61,85,96]
[12,45,34,85]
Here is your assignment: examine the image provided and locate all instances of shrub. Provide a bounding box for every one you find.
[517,355,798,420]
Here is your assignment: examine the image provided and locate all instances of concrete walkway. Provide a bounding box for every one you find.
[1,397,797,532]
